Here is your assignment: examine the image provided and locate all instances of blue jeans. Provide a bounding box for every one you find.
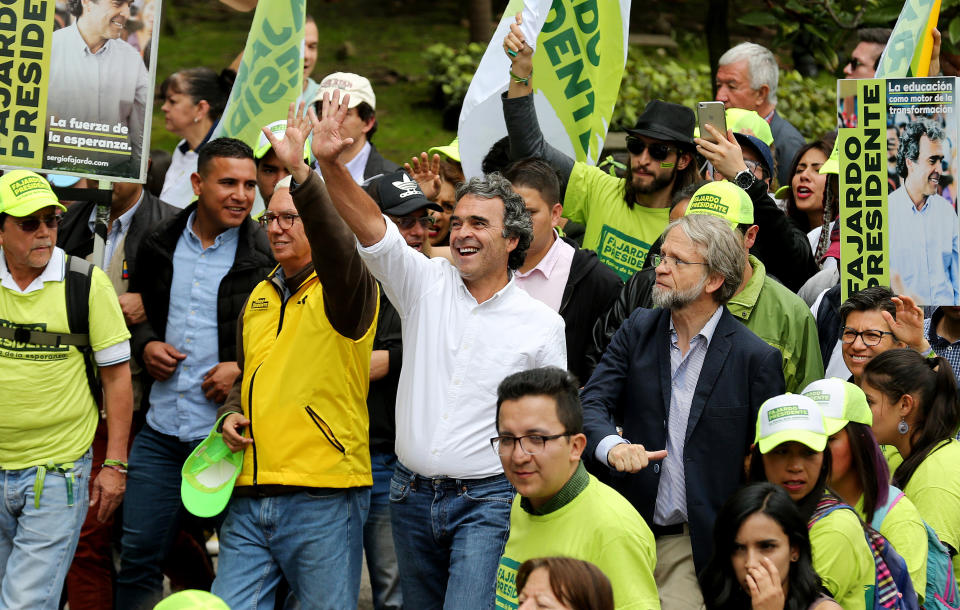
[116,424,216,610]
[364,451,402,610]
[390,462,513,610]
[0,450,92,610]
[211,487,370,610]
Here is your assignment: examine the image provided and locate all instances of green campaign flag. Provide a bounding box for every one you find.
[211,0,307,148]
[876,0,941,78]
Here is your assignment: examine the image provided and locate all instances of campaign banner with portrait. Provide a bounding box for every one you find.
[838,77,960,305]
[0,0,161,182]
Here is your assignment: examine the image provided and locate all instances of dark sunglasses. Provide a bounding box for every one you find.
[846,56,866,71]
[626,137,675,161]
[393,216,434,230]
[12,214,62,232]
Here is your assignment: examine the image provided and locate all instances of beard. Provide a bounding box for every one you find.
[628,162,678,195]
[651,271,709,310]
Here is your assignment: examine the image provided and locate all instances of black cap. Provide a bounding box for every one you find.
[369,171,442,216]
[624,100,696,146]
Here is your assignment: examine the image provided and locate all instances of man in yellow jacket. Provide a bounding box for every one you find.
[212,156,378,607]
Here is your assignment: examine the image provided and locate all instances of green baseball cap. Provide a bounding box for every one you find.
[801,377,872,435]
[254,120,311,161]
[427,137,460,163]
[181,414,243,518]
[0,170,67,217]
[154,590,230,609]
[685,181,754,228]
[755,393,828,454]
[820,143,839,175]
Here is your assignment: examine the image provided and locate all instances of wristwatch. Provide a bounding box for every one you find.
[733,169,757,191]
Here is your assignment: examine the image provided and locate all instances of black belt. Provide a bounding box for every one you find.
[650,522,685,538]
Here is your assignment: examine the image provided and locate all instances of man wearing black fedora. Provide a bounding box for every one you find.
[501,24,699,282]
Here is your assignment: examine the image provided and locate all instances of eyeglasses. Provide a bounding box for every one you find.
[626,137,675,161]
[11,214,63,232]
[490,433,570,456]
[258,212,301,230]
[650,253,708,269]
[392,215,434,230]
[841,327,896,346]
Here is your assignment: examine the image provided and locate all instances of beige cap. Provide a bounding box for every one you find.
[314,72,375,110]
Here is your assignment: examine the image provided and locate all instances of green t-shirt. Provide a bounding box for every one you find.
[809,506,876,610]
[855,489,928,603]
[0,258,129,468]
[563,161,670,280]
[495,474,660,609]
[902,440,960,587]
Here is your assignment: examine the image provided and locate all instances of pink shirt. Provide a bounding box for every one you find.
[514,231,575,312]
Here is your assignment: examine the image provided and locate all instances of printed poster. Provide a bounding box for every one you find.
[838,77,960,305]
[0,0,162,182]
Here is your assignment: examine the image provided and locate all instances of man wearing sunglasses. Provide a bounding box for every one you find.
[889,118,960,305]
[502,23,697,283]
[844,28,891,79]
[493,367,659,609]
[212,171,379,609]
[0,170,133,609]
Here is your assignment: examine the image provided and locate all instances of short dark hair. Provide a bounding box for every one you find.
[68,0,132,18]
[502,159,561,207]
[0,212,7,227]
[482,136,512,175]
[516,557,613,610]
[838,285,896,327]
[858,27,892,46]
[669,180,708,211]
[356,101,378,142]
[197,138,254,176]
[158,67,235,122]
[455,172,532,270]
[496,367,583,434]
[896,118,945,178]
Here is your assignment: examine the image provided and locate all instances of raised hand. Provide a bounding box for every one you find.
[404,152,442,200]
[695,124,749,182]
[503,12,533,75]
[884,294,930,353]
[261,101,313,182]
[309,90,355,165]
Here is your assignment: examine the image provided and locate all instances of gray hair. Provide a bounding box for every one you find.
[663,215,745,304]
[718,42,779,106]
[896,118,945,178]
[455,172,532,270]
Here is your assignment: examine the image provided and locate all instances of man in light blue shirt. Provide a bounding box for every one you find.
[116,138,274,609]
[889,118,960,305]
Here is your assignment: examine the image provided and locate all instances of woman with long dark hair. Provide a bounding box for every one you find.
[803,378,929,602]
[702,483,840,610]
[747,394,876,609]
[861,349,960,587]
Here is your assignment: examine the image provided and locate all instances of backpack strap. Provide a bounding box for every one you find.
[808,493,848,528]
[64,256,100,403]
[871,487,906,531]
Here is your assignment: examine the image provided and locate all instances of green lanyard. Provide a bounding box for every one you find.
[33,462,76,509]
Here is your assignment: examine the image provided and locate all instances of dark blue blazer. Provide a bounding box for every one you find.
[581,306,785,575]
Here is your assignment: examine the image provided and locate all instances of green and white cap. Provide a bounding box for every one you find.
[801,377,872,435]
[153,589,230,609]
[180,414,243,518]
[685,180,754,228]
[254,120,311,161]
[755,393,827,453]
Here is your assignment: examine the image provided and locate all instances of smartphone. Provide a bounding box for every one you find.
[697,101,727,143]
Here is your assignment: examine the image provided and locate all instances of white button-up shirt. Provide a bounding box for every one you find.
[358,218,567,478]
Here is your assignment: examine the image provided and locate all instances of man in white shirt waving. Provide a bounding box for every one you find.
[264,97,567,609]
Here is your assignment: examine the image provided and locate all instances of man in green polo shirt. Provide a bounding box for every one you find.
[492,367,659,610]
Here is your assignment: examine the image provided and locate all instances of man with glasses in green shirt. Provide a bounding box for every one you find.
[493,367,659,610]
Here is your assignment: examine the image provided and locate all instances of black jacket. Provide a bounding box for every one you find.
[57,189,178,280]
[559,239,622,384]
[368,283,401,453]
[584,267,656,379]
[129,203,274,364]
[363,144,400,181]
[581,307,785,575]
